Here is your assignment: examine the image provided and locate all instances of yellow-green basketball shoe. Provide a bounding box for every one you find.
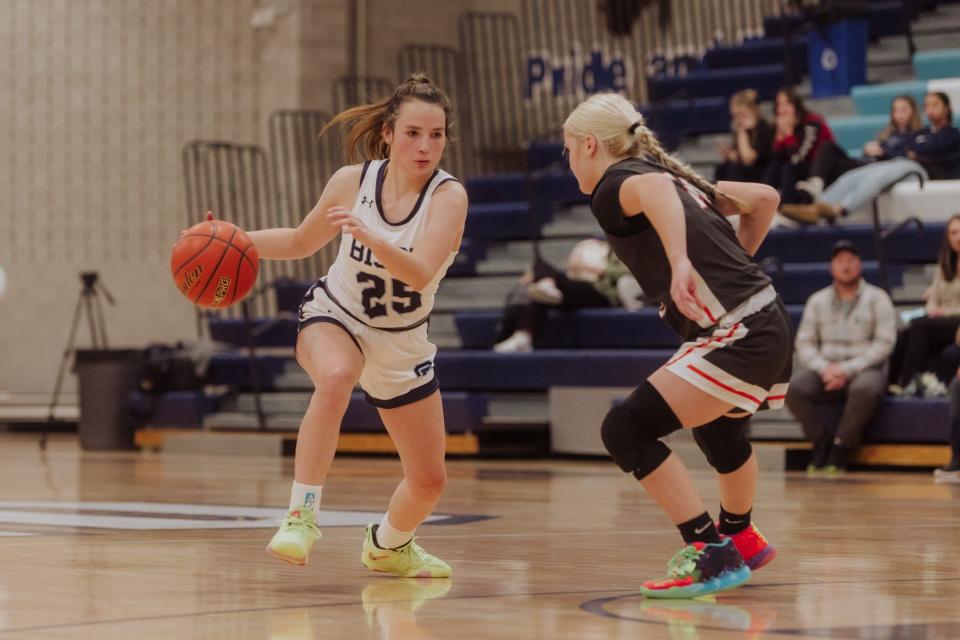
[361,524,451,578]
[266,508,321,566]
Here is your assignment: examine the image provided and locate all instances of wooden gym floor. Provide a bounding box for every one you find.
[0,434,957,639]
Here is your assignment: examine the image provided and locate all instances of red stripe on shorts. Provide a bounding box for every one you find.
[686,363,761,406]
[666,324,741,367]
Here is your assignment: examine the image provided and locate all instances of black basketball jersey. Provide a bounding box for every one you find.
[589,157,772,339]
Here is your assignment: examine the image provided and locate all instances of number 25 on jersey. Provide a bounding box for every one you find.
[356,272,422,319]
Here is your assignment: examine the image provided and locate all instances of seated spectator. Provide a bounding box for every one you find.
[764,88,835,206]
[797,95,923,202]
[715,89,774,184]
[937,371,960,483]
[864,95,924,162]
[785,240,897,473]
[889,214,960,394]
[493,239,640,353]
[908,91,960,180]
[779,92,959,224]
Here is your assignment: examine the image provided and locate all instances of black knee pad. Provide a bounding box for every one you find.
[693,414,754,474]
[601,381,682,480]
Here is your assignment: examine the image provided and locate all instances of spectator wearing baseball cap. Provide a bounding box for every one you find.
[785,239,897,473]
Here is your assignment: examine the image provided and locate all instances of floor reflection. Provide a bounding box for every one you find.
[361,578,454,639]
[584,592,777,638]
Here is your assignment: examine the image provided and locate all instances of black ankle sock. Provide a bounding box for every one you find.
[677,512,721,544]
[718,507,751,535]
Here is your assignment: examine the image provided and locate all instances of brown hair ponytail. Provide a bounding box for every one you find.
[320,73,454,163]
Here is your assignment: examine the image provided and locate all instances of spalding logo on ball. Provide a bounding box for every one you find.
[171,213,259,308]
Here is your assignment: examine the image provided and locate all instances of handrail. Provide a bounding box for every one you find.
[870,169,927,292]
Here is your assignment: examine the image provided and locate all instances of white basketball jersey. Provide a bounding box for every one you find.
[324,159,458,330]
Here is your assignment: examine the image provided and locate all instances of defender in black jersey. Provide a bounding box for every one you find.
[563,93,791,598]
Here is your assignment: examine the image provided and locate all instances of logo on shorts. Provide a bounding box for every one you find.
[414,361,434,377]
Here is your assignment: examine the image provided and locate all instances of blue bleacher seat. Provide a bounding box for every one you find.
[455,306,806,350]
[755,223,945,264]
[275,278,309,313]
[763,13,804,39]
[647,97,730,137]
[647,64,786,103]
[129,391,218,428]
[527,143,563,172]
[447,237,481,277]
[534,172,588,208]
[464,201,542,241]
[209,317,297,348]
[703,37,808,74]
[436,350,673,390]
[341,391,488,434]
[867,1,909,37]
[465,173,526,204]
[763,4,906,40]
[828,114,888,154]
[914,48,960,81]
[852,80,928,116]
[815,397,950,444]
[208,353,288,389]
[765,261,902,304]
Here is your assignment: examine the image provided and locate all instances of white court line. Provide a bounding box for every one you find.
[0,502,450,530]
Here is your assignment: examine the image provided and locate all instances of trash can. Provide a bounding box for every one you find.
[74,349,142,450]
[807,19,868,98]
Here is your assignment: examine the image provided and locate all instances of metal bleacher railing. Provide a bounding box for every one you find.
[871,170,926,292]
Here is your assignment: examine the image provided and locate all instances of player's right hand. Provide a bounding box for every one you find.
[670,257,706,323]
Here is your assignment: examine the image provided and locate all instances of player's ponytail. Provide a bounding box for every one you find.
[564,93,751,214]
[320,73,455,163]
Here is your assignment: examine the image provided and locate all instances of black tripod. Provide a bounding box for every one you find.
[42,272,114,450]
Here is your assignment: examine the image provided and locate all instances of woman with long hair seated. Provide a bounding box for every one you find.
[890,215,960,395]
[781,92,960,224]
[793,95,924,205]
[763,88,835,206]
[715,89,775,184]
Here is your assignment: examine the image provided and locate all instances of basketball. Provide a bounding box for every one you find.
[170,217,259,308]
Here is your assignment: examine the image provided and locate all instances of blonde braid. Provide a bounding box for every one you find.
[634,127,751,214]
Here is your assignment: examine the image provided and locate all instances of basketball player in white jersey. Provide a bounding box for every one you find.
[246,75,467,577]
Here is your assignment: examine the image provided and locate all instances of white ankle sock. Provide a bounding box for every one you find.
[376,514,414,549]
[289,481,323,518]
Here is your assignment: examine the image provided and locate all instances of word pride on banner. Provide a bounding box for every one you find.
[526,44,633,102]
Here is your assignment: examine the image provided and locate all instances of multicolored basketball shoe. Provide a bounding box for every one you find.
[639,537,751,599]
[266,508,321,566]
[723,524,777,570]
[361,524,451,578]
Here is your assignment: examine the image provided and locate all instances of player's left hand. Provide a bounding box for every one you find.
[327,207,377,246]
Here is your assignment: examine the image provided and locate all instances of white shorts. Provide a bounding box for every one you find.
[297,280,439,407]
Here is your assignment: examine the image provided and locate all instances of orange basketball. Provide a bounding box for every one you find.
[170,218,259,309]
